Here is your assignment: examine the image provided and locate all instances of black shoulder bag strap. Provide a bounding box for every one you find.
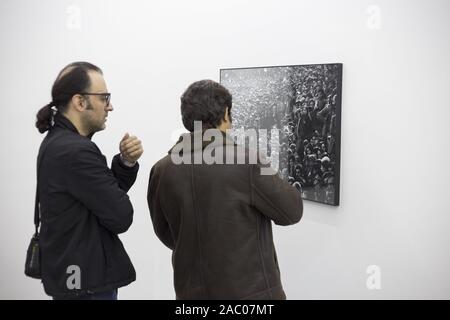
[34,131,61,235]
[25,131,60,279]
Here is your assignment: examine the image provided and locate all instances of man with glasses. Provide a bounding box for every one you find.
[32,62,143,299]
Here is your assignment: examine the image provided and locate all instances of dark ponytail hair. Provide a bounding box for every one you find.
[35,61,102,133]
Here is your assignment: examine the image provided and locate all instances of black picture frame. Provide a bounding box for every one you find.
[220,63,343,206]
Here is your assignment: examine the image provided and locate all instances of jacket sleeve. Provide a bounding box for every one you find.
[111,154,139,192]
[250,162,303,226]
[147,163,175,250]
[67,144,134,234]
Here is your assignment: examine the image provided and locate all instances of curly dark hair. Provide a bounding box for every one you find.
[180,80,232,132]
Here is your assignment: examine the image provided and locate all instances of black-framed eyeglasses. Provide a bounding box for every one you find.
[79,92,111,107]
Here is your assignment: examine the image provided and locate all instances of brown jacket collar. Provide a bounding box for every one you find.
[168,129,236,155]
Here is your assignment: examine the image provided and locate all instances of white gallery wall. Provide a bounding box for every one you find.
[0,0,449,299]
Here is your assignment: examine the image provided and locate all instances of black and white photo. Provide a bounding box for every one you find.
[220,63,343,205]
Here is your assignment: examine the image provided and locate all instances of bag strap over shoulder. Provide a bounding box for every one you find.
[34,131,62,235]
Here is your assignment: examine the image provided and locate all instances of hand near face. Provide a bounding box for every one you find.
[120,133,144,164]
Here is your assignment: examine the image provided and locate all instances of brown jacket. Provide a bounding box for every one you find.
[147,130,303,299]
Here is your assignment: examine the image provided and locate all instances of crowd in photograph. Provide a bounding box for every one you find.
[221,64,340,204]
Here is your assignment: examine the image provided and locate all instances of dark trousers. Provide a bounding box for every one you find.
[53,289,118,300]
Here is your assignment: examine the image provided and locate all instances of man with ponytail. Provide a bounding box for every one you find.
[33,62,143,299]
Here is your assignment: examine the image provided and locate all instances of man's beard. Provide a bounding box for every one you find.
[84,101,106,134]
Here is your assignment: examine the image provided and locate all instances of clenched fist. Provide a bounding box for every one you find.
[120,133,144,165]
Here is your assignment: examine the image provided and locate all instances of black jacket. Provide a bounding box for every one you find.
[147,130,303,299]
[37,113,138,298]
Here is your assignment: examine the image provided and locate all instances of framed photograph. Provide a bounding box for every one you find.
[220,63,342,206]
